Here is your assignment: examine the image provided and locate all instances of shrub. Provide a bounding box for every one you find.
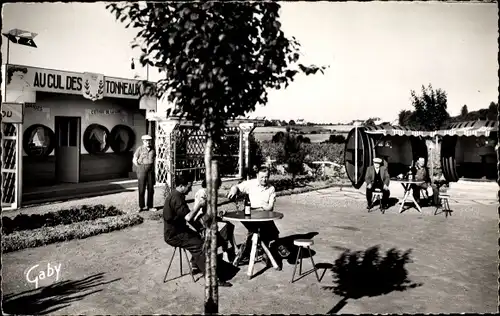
[2,205,123,235]
[259,141,345,166]
[2,213,144,253]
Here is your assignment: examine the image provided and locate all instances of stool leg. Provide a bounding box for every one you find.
[179,248,183,275]
[164,247,178,283]
[183,249,197,282]
[290,246,302,283]
[299,248,303,275]
[307,247,321,282]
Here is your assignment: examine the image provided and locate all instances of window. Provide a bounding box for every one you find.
[23,124,55,157]
[83,124,110,154]
[109,125,136,153]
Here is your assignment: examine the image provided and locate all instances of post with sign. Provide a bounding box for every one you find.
[1,102,24,210]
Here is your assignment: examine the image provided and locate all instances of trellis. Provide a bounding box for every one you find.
[154,118,258,191]
[1,122,21,210]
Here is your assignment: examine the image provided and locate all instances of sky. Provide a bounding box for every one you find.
[2,2,498,124]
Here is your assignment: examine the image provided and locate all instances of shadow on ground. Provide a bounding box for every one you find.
[323,245,423,314]
[2,272,121,315]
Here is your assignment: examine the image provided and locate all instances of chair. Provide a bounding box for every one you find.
[163,247,197,283]
[371,189,384,211]
[434,193,452,216]
[290,239,321,283]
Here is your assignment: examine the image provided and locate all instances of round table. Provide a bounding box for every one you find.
[397,180,425,213]
[223,211,284,279]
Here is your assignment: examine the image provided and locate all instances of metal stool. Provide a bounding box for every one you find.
[163,247,197,283]
[371,190,384,211]
[290,239,320,283]
[435,194,452,216]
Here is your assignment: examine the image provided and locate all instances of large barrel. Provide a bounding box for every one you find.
[344,127,374,189]
[438,120,498,182]
[344,126,429,188]
[440,136,459,182]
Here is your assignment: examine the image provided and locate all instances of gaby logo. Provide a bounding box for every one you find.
[26,262,62,289]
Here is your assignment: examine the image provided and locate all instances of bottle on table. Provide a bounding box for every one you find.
[244,195,251,217]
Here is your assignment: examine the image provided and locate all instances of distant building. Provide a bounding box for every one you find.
[296,119,307,125]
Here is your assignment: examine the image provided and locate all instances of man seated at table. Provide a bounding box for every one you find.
[227,166,290,267]
[190,178,237,262]
[411,157,440,206]
[163,174,232,287]
[365,157,391,210]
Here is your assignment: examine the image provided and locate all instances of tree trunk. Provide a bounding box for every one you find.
[204,137,218,315]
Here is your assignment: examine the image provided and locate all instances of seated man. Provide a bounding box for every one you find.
[163,174,232,287]
[365,157,390,209]
[411,157,440,206]
[227,166,289,267]
[190,178,237,262]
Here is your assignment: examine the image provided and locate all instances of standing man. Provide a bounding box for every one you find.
[133,135,156,212]
[365,157,391,210]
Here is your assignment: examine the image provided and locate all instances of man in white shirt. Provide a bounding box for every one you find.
[227,166,289,267]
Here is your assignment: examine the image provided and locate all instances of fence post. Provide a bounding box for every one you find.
[155,119,179,194]
[239,122,255,180]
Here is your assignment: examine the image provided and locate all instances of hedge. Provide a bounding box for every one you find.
[2,205,123,235]
[2,213,144,253]
[259,140,345,165]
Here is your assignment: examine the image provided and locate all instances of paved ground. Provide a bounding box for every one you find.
[2,182,498,314]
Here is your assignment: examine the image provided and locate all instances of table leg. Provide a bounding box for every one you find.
[247,233,259,279]
[399,185,410,213]
[260,240,279,270]
[408,194,422,212]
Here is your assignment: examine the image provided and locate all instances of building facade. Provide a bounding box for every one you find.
[3,64,155,190]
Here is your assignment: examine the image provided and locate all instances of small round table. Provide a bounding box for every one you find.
[398,180,425,213]
[223,211,284,279]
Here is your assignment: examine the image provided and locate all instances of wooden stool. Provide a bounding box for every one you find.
[434,194,452,216]
[371,190,384,211]
[290,239,320,283]
[163,247,196,283]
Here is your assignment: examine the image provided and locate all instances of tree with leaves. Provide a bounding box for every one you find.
[409,84,450,131]
[107,2,326,314]
[460,104,468,118]
[398,109,414,127]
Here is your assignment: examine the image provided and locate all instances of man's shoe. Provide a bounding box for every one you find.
[139,207,147,212]
[366,204,372,210]
[148,208,157,212]
[277,245,290,258]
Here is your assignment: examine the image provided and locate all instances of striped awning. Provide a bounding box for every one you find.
[431,120,498,137]
[364,124,432,137]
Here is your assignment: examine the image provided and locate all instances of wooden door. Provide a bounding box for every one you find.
[55,116,81,183]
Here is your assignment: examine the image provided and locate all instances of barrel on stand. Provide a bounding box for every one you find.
[438,120,498,182]
[344,125,430,188]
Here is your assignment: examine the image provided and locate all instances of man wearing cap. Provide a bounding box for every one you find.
[133,135,156,212]
[365,157,391,209]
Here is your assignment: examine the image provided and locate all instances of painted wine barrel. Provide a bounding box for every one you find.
[344,127,374,189]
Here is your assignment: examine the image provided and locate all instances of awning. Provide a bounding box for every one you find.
[363,124,432,137]
[432,120,498,137]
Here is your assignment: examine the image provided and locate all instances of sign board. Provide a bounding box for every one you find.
[1,102,24,123]
[5,64,156,101]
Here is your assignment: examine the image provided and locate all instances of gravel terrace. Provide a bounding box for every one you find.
[2,183,498,315]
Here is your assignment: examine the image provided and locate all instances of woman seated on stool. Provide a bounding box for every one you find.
[188,178,237,262]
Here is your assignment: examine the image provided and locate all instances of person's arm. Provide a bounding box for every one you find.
[383,167,390,188]
[365,167,373,188]
[227,180,249,199]
[261,187,276,211]
[132,147,140,166]
[170,194,196,222]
